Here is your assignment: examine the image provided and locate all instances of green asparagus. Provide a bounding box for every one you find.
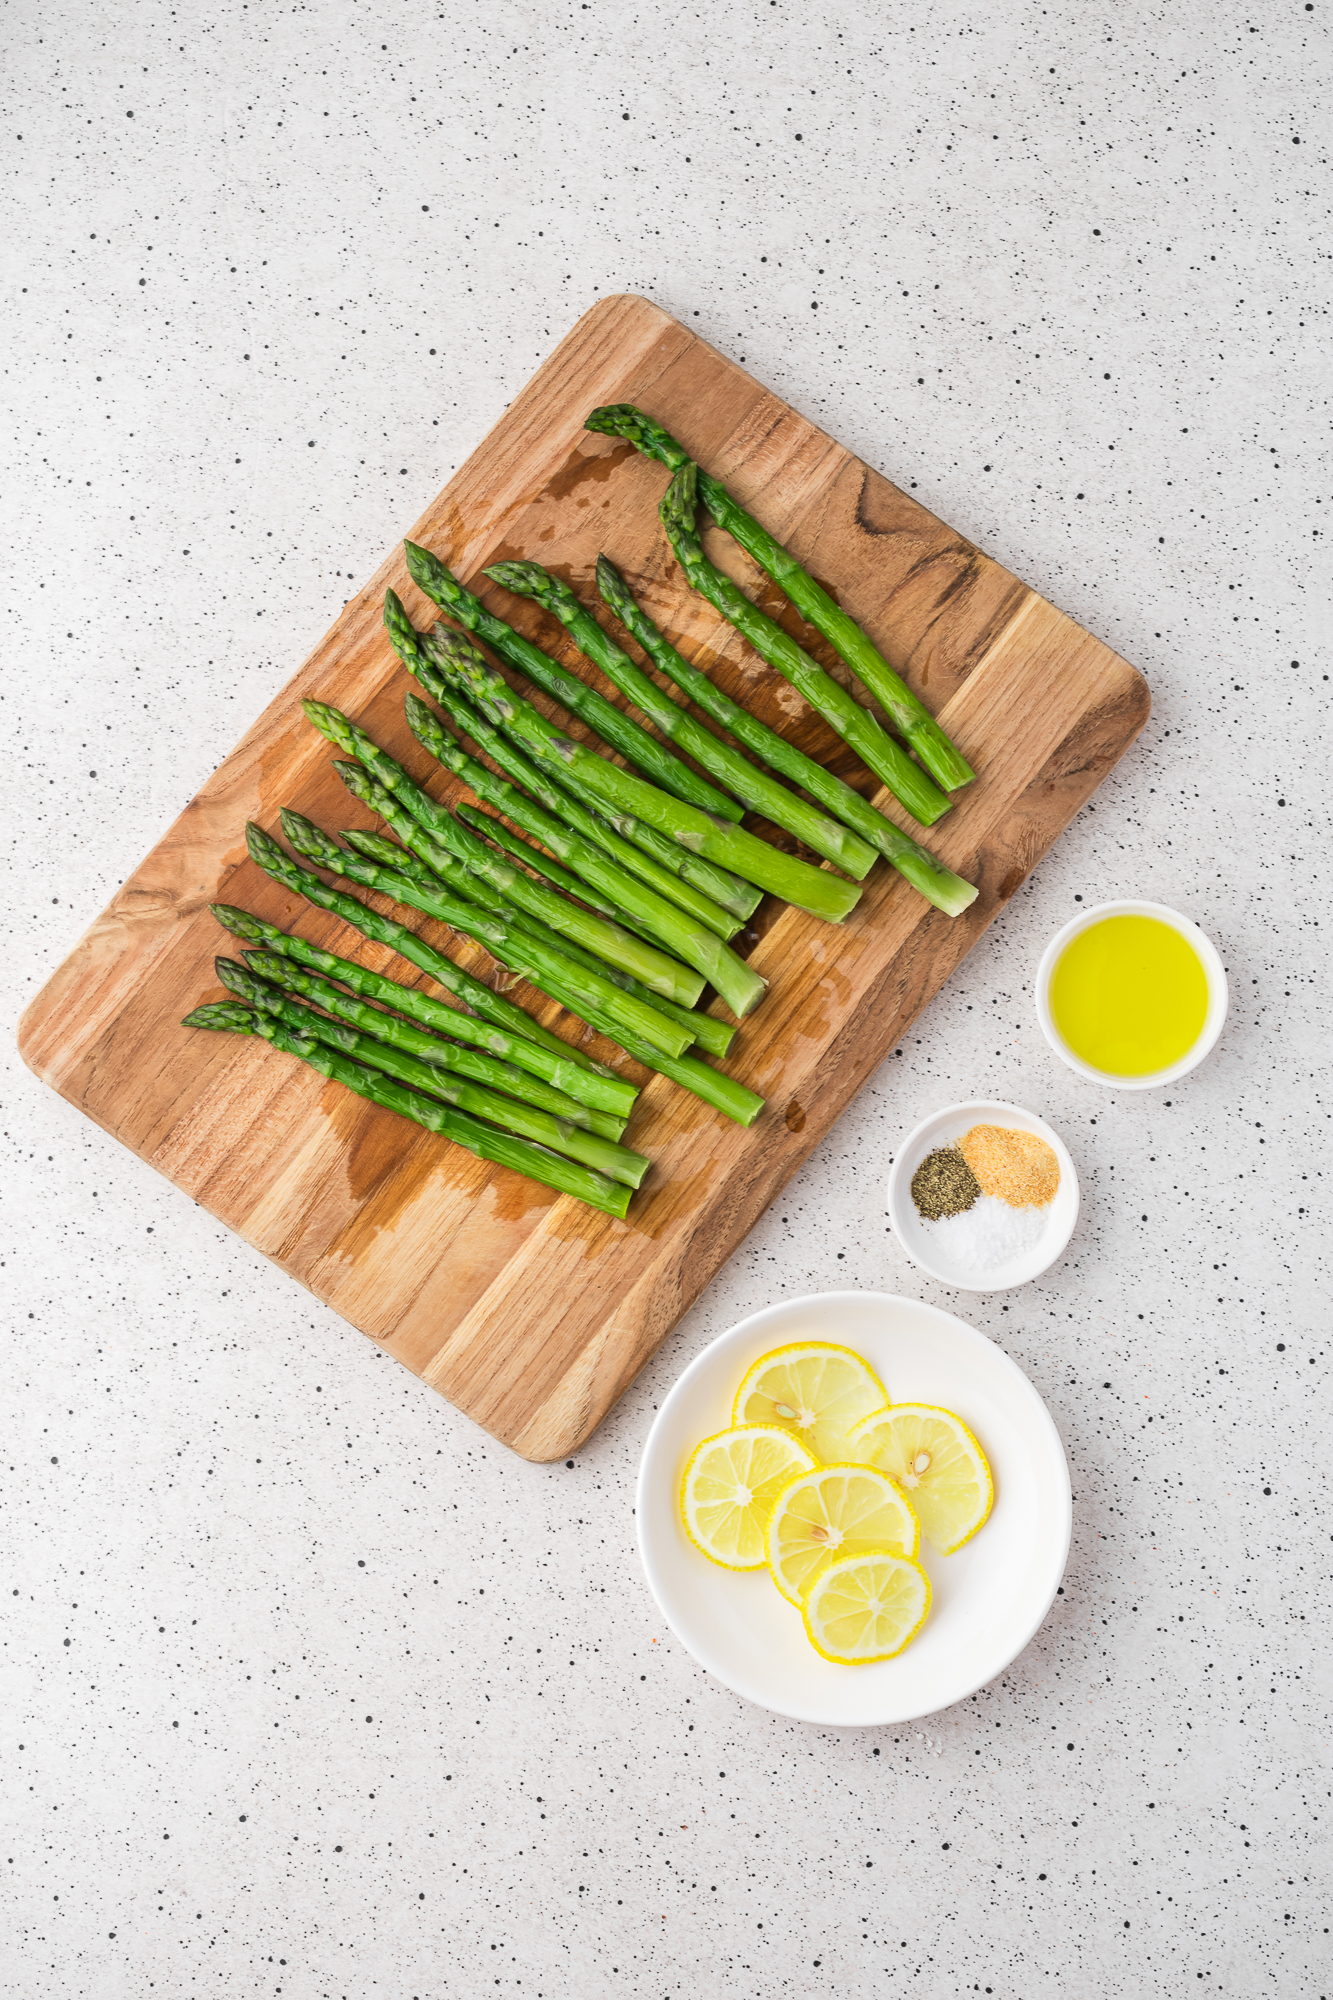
[182,1000,632,1219]
[409,621,862,923]
[242,820,627,1087]
[454,804,620,917]
[576,1013,765,1129]
[585,402,975,794]
[215,959,648,1188]
[238,946,630,1137]
[208,905,633,1128]
[277,809,694,1061]
[343,815,736,1064]
[487,560,878,882]
[453,808,738,1059]
[659,464,952,829]
[401,539,743,821]
[597,557,979,919]
[417,622,763,925]
[301,699,704,1009]
[398,694,766,1021]
[386,589,753,932]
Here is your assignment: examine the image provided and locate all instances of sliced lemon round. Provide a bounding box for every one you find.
[802,1549,932,1663]
[680,1425,819,1570]
[846,1403,993,1555]
[764,1463,919,1606]
[731,1342,890,1464]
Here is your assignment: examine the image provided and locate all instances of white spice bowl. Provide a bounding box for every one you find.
[886,1100,1079,1293]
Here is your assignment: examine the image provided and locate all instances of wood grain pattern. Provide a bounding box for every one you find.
[18,296,1150,1460]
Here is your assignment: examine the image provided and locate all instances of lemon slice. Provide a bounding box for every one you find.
[764,1463,919,1605]
[731,1342,889,1464]
[680,1425,819,1570]
[802,1549,932,1663]
[846,1403,993,1554]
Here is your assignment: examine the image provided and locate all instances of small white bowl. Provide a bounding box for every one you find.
[1034,898,1228,1090]
[635,1290,1072,1726]
[886,1100,1079,1293]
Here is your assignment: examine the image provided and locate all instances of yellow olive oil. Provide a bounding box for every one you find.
[1049,915,1209,1076]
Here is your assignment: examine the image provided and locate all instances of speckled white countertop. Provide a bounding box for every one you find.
[4,2,1328,1994]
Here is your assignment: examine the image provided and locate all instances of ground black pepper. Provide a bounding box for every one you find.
[910,1146,981,1220]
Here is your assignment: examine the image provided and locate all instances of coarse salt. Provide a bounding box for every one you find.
[923,1194,1049,1277]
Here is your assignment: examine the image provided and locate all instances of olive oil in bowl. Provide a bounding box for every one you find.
[1036,902,1227,1087]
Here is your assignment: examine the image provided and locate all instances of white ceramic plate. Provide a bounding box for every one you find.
[637,1290,1071,1726]
[886,1099,1079,1292]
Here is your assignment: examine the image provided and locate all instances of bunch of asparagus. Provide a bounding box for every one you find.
[184,406,977,1217]
[585,402,976,799]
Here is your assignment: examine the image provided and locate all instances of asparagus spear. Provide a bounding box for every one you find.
[277,810,694,1061]
[659,465,952,829]
[301,699,704,1009]
[339,817,515,927]
[183,1001,632,1219]
[242,820,628,1088]
[452,808,738,1059]
[487,561,878,882]
[215,959,649,1189]
[416,632,759,928]
[597,558,980,919]
[337,809,718,1058]
[209,905,633,1129]
[397,694,766,1021]
[237,947,629,1136]
[386,589,754,932]
[418,621,772,922]
[576,1014,765,1129]
[454,803,619,916]
[344,816,737,1063]
[401,539,743,821]
[333,761,754,1097]
[409,620,862,923]
[415,625,762,927]
[586,402,976,794]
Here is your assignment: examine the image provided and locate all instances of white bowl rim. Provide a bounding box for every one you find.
[885,1098,1080,1293]
[1034,898,1228,1090]
[635,1288,1073,1726]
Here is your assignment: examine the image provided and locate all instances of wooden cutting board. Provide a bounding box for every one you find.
[18,295,1149,1460]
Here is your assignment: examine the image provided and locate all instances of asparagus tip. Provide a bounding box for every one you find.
[594,551,626,601]
[383,589,422,661]
[583,404,624,436]
[424,622,486,671]
[302,699,353,750]
[182,1000,255,1035]
[403,540,455,601]
[279,808,341,870]
[331,758,372,802]
[659,461,700,549]
[210,902,272,942]
[244,820,281,866]
[485,560,575,611]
